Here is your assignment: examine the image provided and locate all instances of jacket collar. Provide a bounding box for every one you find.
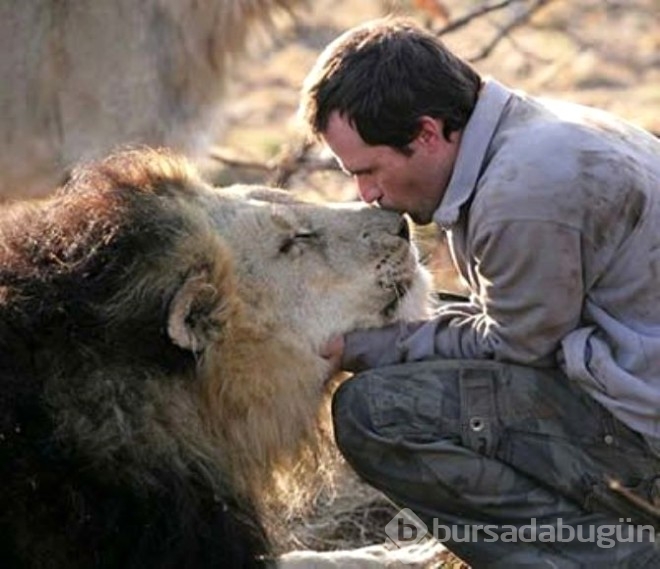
[433,79,513,229]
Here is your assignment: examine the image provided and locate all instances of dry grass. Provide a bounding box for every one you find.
[273,452,468,567]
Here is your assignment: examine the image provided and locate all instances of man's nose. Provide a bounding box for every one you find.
[356,176,381,204]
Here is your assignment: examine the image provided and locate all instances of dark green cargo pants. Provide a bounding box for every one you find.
[332,360,660,568]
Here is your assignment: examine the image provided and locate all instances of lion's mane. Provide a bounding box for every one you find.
[0,150,310,568]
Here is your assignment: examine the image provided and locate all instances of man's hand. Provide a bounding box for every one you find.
[320,334,345,377]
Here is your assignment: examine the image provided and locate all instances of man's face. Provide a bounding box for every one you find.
[322,111,459,225]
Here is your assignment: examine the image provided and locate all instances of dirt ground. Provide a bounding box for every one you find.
[213,1,659,565]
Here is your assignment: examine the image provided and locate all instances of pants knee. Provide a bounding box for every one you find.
[331,375,373,464]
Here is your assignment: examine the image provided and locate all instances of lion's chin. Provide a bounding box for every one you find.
[390,267,434,322]
[381,282,408,319]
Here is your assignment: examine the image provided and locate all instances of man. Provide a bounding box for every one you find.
[299,17,660,568]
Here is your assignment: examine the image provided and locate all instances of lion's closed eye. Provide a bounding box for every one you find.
[278,231,319,255]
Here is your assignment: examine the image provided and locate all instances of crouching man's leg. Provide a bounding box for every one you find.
[332,360,660,568]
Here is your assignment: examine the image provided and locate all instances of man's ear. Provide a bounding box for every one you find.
[415,116,443,146]
[167,267,231,353]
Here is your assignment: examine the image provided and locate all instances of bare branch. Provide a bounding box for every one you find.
[209,142,342,188]
[435,0,528,36]
[608,477,660,521]
[208,147,272,173]
[468,0,556,62]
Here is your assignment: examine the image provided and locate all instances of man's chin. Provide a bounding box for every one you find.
[408,210,435,226]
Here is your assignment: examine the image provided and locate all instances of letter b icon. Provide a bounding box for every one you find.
[385,508,428,547]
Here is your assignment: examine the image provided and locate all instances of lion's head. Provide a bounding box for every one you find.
[199,183,431,354]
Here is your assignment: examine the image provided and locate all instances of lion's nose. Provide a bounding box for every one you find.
[397,218,410,242]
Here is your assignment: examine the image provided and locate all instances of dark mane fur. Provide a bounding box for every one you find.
[0,149,273,568]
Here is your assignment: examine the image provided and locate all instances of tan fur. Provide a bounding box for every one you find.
[0,0,303,198]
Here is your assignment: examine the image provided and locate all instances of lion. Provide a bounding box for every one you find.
[0,147,433,568]
[0,0,302,198]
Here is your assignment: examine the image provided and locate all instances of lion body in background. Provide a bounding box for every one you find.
[0,0,302,198]
[0,148,431,568]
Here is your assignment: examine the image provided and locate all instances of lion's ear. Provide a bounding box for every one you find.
[167,268,229,353]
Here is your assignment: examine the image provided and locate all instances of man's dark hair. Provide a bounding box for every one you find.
[299,17,482,152]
